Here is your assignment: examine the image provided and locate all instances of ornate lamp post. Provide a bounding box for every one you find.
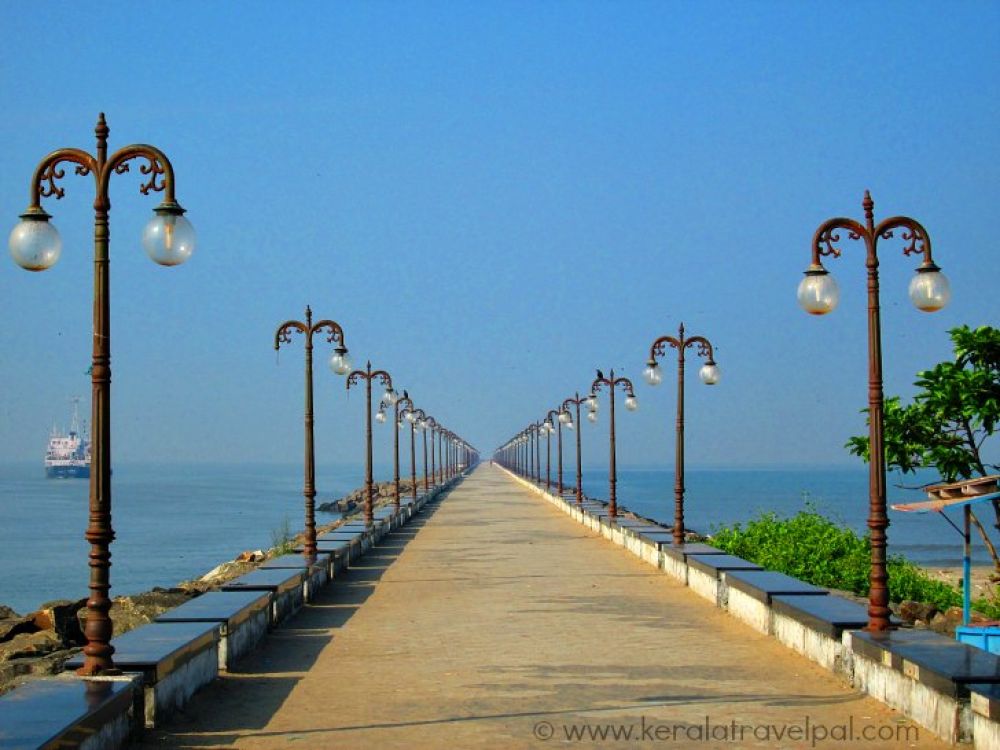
[520,431,530,477]
[798,190,950,632]
[424,417,439,487]
[275,307,351,557]
[543,411,560,491]
[411,409,430,491]
[525,427,535,482]
[346,362,396,526]
[589,370,638,519]
[532,422,543,483]
[9,114,195,676]
[560,393,589,504]
[436,424,446,484]
[399,403,420,502]
[391,392,414,510]
[443,430,455,480]
[644,324,719,545]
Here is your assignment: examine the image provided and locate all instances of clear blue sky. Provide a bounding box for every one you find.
[1,2,997,471]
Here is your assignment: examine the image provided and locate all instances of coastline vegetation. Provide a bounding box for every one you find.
[710,505,1000,620]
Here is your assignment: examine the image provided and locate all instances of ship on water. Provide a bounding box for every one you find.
[45,398,91,479]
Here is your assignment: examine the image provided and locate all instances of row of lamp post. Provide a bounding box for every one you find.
[6,116,480,674]
[6,114,951,677]
[494,191,950,634]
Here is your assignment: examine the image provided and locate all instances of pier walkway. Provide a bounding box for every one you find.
[140,465,943,748]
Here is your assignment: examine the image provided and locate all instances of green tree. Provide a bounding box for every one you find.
[847,325,1000,574]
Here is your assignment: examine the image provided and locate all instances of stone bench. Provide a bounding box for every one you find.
[320,529,370,553]
[294,538,352,574]
[65,621,218,729]
[659,542,725,582]
[337,521,385,544]
[723,570,828,634]
[155,590,270,671]
[769,593,869,672]
[850,628,1000,743]
[220,568,305,626]
[259,553,331,602]
[0,674,139,749]
[686,554,763,606]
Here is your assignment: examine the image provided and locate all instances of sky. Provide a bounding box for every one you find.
[0,2,997,473]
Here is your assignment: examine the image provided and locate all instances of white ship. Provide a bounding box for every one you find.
[45,398,91,479]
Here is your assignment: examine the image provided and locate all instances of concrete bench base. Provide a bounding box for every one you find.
[850,646,968,744]
[65,622,219,729]
[155,591,271,671]
[771,612,844,672]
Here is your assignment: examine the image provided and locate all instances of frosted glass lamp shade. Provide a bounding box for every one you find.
[797,269,839,315]
[909,268,951,312]
[143,209,195,266]
[9,215,61,271]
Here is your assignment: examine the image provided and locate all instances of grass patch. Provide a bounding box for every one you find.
[269,516,296,557]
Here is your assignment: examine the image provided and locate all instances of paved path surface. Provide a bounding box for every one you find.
[141,465,945,748]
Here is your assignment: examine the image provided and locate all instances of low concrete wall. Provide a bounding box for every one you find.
[771,612,843,673]
[144,644,219,729]
[495,464,1000,747]
[221,607,269,671]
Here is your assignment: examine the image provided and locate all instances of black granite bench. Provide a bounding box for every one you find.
[220,568,305,625]
[65,621,218,728]
[660,542,725,564]
[771,593,870,638]
[632,529,680,546]
[259,553,331,602]
[852,629,1000,697]
[155,590,270,670]
[725,570,828,605]
[0,675,139,749]
[319,530,365,541]
[688,554,764,578]
[293,539,352,573]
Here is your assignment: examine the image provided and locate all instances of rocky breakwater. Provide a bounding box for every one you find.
[0,480,408,696]
[317,478,421,513]
[0,589,196,694]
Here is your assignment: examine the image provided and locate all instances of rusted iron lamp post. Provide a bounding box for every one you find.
[543,411,561,491]
[346,362,396,526]
[525,426,535,482]
[589,370,638,519]
[275,307,351,557]
[560,393,589,504]
[9,114,195,676]
[798,190,950,632]
[644,324,719,545]
[399,404,420,501]
[441,428,450,482]
[391,392,414,510]
[524,427,532,481]
[444,430,458,479]
[532,422,543,484]
[424,417,439,486]
[411,409,430,491]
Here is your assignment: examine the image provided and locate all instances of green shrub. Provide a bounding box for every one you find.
[710,504,996,617]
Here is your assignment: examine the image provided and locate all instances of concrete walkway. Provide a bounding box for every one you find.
[141,466,945,748]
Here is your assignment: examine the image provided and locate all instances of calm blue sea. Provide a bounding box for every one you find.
[0,462,988,614]
[0,462,388,615]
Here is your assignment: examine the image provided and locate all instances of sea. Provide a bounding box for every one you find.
[0,462,988,614]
